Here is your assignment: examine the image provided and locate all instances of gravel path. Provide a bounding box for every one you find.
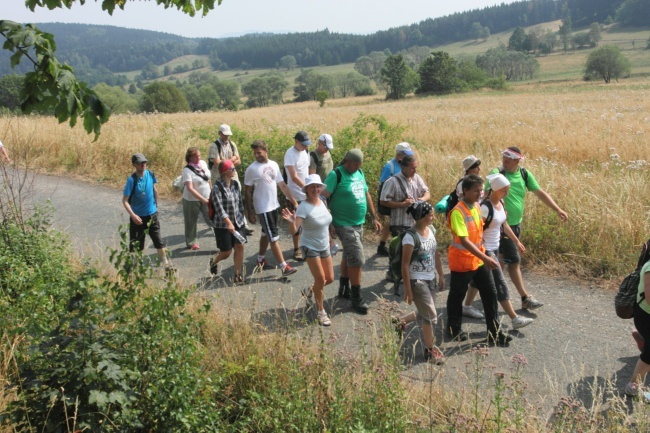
[18,169,639,417]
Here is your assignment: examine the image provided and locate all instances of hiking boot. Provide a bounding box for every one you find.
[301,286,315,309]
[488,331,513,347]
[350,285,369,314]
[448,330,469,342]
[424,346,446,365]
[377,243,389,256]
[633,329,645,351]
[245,227,255,236]
[293,248,304,261]
[522,296,544,310]
[338,285,351,299]
[282,264,297,276]
[209,258,218,275]
[317,311,331,327]
[462,305,485,319]
[256,258,273,271]
[512,316,534,330]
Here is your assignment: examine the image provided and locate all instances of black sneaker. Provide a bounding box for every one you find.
[488,331,513,347]
[377,243,389,256]
[245,227,254,236]
[448,330,469,342]
[209,258,218,275]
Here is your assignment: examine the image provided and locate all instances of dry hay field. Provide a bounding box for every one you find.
[1,80,649,278]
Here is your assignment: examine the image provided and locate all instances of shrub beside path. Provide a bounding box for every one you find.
[27,170,637,416]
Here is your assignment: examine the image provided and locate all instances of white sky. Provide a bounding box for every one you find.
[4,0,518,39]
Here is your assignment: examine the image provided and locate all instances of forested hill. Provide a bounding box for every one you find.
[1,0,645,77]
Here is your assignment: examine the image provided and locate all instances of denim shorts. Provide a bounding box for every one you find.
[300,245,331,259]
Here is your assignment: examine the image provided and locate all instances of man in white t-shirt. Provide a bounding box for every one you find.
[245,139,299,276]
[284,130,312,261]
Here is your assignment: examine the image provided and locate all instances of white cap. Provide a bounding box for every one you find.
[318,134,334,149]
[486,173,510,191]
[218,124,233,136]
[395,142,414,156]
[302,174,326,193]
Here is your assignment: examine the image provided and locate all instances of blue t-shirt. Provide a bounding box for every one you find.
[379,159,401,183]
[123,170,157,217]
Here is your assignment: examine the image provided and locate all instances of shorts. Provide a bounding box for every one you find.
[300,245,331,259]
[334,225,365,268]
[390,225,410,237]
[499,224,521,264]
[129,212,164,252]
[411,278,438,325]
[214,227,246,252]
[258,208,280,242]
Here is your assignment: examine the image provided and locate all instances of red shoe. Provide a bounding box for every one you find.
[282,264,297,276]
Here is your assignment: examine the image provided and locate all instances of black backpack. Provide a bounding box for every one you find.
[499,167,530,189]
[207,140,223,170]
[615,239,650,319]
[481,198,505,230]
[377,175,407,217]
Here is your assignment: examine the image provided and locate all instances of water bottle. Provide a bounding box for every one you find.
[233,230,247,244]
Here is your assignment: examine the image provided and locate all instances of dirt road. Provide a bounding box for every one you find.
[22,169,638,417]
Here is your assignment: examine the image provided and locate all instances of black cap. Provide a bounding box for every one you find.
[294,130,312,146]
[131,153,148,164]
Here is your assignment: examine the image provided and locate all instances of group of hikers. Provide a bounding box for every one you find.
[122,125,575,365]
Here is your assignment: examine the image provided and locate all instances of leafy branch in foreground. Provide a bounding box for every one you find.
[24,0,223,18]
[0,20,110,139]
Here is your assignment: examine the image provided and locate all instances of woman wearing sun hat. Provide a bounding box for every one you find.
[282,174,334,326]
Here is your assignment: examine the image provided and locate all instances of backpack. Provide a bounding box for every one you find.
[388,226,433,282]
[377,175,408,217]
[208,140,223,170]
[615,239,650,319]
[499,167,530,189]
[481,198,505,230]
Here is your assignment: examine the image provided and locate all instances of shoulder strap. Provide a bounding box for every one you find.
[405,227,421,259]
[185,164,210,181]
[394,174,408,198]
[128,173,138,203]
[520,167,529,189]
[310,151,321,168]
[482,200,494,229]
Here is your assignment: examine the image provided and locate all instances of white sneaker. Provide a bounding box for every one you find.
[625,382,638,397]
[512,316,534,330]
[317,311,331,326]
[301,286,315,309]
[462,305,485,319]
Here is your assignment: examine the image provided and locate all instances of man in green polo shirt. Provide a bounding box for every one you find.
[492,146,568,310]
[322,149,382,314]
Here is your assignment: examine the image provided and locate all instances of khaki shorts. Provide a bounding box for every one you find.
[334,225,365,267]
[411,279,438,325]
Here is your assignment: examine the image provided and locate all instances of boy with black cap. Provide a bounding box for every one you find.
[284,130,312,260]
[122,153,172,273]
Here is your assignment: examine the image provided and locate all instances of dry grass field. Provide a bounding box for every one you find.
[1,78,649,277]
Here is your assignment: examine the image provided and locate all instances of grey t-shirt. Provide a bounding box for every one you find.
[296,200,332,251]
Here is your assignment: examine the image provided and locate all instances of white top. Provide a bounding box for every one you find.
[402,226,437,281]
[181,160,211,201]
[0,140,4,148]
[480,201,507,251]
[244,159,283,214]
[296,200,332,251]
[284,146,309,202]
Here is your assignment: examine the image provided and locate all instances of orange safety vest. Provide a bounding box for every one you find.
[447,200,485,272]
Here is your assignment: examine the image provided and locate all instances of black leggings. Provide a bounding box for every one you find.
[634,303,650,364]
[447,265,499,337]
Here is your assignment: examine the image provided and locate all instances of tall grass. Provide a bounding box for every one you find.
[1,81,649,278]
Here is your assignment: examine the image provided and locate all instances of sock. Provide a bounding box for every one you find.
[521,295,528,301]
[318,309,326,315]
[280,262,287,269]
[157,249,168,265]
[257,255,265,263]
[339,277,350,288]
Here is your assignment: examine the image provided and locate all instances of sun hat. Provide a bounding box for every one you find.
[302,174,326,193]
[502,146,524,160]
[318,134,334,149]
[344,149,364,163]
[218,124,233,136]
[395,142,414,156]
[294,130,312,146]
[462,155,481,172]
[486,173,510,191]
[131,153,148,164]
[219,159,235,174]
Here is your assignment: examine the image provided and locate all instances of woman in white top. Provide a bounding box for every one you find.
[463,173,533,330]
[392,202,446,365]
[182,147,213,250]
[282,174,334,326]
